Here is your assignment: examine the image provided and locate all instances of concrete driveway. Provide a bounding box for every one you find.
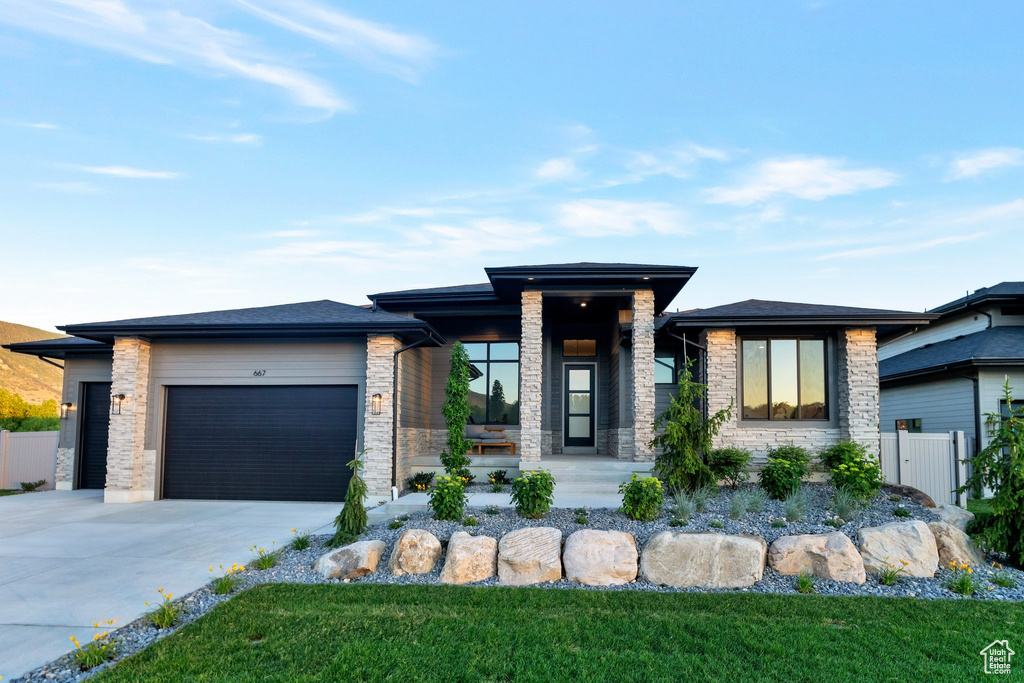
[0,490,339,679]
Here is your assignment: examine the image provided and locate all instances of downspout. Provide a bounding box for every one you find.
[36,356,64,370]
[390,331,441,497]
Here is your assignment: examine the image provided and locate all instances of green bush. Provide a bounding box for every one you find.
[0,416,60,432]
[765,445,811,475]
[404,472,434,492]
[759,458,804,500]
[331,454,368,548]
[429,475,467,521]
[20,479,46,492]
[510,469,555,519]
[708,448,751,488]
[619,474,665,522]
[819,441,869,472]
[829,453,885,500]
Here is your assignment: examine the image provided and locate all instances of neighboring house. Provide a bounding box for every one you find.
[879,282,1024,458]
[3,262,930,503]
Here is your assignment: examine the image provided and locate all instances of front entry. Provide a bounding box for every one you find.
[77,382,111,490]
[563,364,595,448]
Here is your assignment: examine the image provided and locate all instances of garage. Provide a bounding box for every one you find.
[162,384,358,502]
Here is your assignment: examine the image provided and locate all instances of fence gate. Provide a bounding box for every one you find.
[880,430,967,506]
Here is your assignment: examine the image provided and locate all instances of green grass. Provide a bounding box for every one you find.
[96,584,1018,682]
[967,498,994,516]
[0,489,23,497]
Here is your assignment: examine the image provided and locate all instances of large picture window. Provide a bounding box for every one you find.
[741,337,827,420]
[463,342,520,425]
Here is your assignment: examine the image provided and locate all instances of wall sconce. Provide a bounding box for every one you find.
[371,393,382,415]
[60,402,72,420]
[111,394,126,415]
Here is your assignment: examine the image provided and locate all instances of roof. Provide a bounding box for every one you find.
[2,336,111,359]
[59,300,444,344]
[369,282,497,303]
[665,299,936,328]
[879,326,1024,381]
[930,282,1024,315]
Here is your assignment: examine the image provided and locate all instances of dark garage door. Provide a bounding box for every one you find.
[78,382,111,490]
[162,385,358,502]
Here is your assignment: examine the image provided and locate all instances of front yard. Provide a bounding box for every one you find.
[97,584,1016,681]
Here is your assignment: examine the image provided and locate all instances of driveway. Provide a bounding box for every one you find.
[0,490,339,679]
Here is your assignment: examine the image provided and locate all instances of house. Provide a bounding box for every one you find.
[879,282,1024,457]
[4,262,931,503]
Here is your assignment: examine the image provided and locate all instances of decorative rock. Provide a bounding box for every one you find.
[440,532,498,585]
[563,530,638,586]
[640,532,766,588]
[934,503,975,532]
[313,540,385,580]
[768,532,866,584]
[388,529,442,576]
[497,527,563,585]
[858,521,939,578]
[884,484,935,508]
[928,521,984,566]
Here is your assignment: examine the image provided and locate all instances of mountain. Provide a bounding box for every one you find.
[0,322,65,404]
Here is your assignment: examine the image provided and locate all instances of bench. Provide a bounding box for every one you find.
[473,442,516,455]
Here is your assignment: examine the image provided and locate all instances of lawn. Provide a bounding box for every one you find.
[97,584,1017,682]
[967,497,994,516]
[0,489,22,497]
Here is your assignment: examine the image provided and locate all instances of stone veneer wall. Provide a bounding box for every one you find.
[519,291,543,462]
[631,290,656,461]
[837,328,881,450]
[105,338,154,503]
[363,335,399,497]
[55,447,74,490]
[609,428,635,460]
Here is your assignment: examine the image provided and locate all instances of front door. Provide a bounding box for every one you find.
[78,382,111,490]
[564,364,595,448]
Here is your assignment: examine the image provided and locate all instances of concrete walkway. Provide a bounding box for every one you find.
[0,490,340,679]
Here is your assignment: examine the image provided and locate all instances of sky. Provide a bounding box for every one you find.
[1,1,1022,333]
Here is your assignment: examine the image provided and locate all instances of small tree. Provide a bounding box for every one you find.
[650,359,733,492]
[440,341,474,477]
[331,452,369,548]
[488,379,506,422]
[958,380,1024,565]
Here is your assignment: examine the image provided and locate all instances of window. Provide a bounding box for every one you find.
[563,339,597,357]
[896,418,922,433]
[463,342,519,425]
[655,350,676,384]
[741,337,828,420]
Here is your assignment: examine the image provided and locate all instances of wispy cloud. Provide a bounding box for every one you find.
[704,156,897,205]
[816,233,985,261]
[534,157,578,181]
[76,165,180,179]
[947,147,1024,180]
[557,199,686,236]
[35,181,102,194]
[186,133,262,144]
[8,120,59,129]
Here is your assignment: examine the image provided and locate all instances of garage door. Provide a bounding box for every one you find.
[162,385,358,502]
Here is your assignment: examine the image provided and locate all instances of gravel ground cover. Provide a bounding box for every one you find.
[16,483,1023,682]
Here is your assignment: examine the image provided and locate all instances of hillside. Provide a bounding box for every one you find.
[0,321,65,404]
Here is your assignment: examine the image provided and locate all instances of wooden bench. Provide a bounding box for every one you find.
[473,442,516,455]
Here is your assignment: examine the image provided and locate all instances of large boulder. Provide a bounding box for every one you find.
[933,504,975,532]
[858,521,939,578]
[768,532,866,584]
[313,540,385,580]
[563,530,638,586]
[928,521,984,566]
[497,527,563,585]
[388,529,442,576]
[640,532,766,588]
[440,532,498,585]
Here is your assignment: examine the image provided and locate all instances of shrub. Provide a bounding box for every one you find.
[729,492,748,520]
[250,542,279,570]
[331,455,369,548]
[878,557,910,586]
[20,479,46,492]
[462,516,478,527]
[510,469,555,519]
[830,453,885,500]
[289,528,311,551]
[692,483,717,512]
[944,561,976,595]
[759,458,804,500]
[209,563,244,595]
[488,469,511,485]
[991,563,1016,589]
[650,360,733,492]
[405,472,435,492]
[957,380,1024,565]
[672,490,694,522]
[745,489,768,513]
[893,506,911,518]
[820,441,870,472]
[708,448,751,488]
[795,569,816,594]
[574,511,588,525]
[784,487,809,522]
[387,519,404,530]
[429,475,467,521]
[619,474,665,522]
[831,487,858,522]
[145,588,179,629]
[709,519,724,529]
[70,618,118,670]
[765,444,811,473]
[440,342,474,477]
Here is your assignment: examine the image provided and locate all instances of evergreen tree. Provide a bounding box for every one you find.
[440,342,474,477]
[488,379,506,422]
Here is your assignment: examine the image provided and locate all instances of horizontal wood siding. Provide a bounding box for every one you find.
[879,376,976,442]
[608,327,620,429]
[878,311,989,360]
[978,369,1024,450]
[60,354,113,451]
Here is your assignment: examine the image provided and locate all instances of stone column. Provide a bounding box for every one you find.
[363,335,399,497]
[519,290,543,463]
[105,337,154,503]
[631,289,656,460]
[702,329,739,449]
[838,328,880,451]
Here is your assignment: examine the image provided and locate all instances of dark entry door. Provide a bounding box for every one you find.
[162,385,357,502]
[564,365,595,448]
[78,382,111,490]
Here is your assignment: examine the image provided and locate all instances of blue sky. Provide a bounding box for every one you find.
[1,1,1022,332]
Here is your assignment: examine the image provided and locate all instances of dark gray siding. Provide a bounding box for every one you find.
[399,346,432,429]
[879,375,976,443]
[60,354,114,451]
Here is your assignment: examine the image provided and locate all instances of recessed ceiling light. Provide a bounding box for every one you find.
[642,276,650,280]
[580,302,587,307]
[527,277,534,280]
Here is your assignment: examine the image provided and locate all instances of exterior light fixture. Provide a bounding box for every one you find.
[60,402,72,420]
[642,276,650,280]
[111,394,126,415]
[527,277,534,281]
[580,302,587,308]
[371,393,382,415]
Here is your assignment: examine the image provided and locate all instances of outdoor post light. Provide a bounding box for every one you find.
[60,402,72,420]
[112,394,126,415]
[371,393,382,415]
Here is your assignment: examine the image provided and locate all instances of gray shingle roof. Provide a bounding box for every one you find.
[880,326,1024,379]
[370,283,494,299]
[931,282,1024,314]
[2,336,110,359]
[666,299,932,325]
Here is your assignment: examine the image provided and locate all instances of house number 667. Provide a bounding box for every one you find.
[253,370,267,377]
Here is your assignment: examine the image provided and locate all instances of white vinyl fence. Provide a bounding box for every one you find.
[0,430,58,490]
[880,430,968,506]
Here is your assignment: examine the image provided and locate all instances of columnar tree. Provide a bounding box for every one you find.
[488,379,506,422]
[441,341,474,478]
[331,452,368,548]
